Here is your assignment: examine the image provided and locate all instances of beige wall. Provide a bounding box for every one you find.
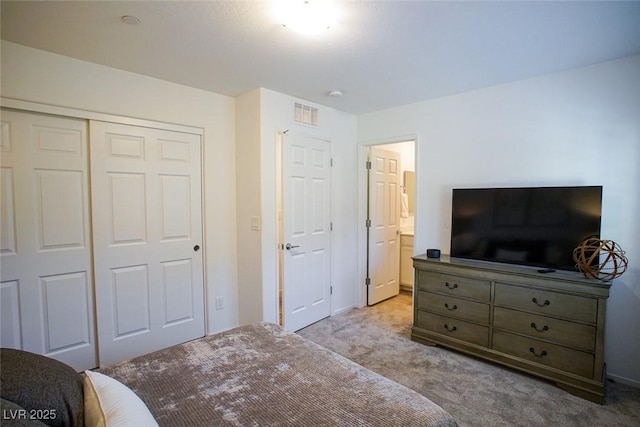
[358,54,640,387]
[6,38,638,388]
[2,41,359,336]
[1,41,239,334]
[235,88,358,324]
[235,89,264,324]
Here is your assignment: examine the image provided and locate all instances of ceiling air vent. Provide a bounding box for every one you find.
[294,103,318,126]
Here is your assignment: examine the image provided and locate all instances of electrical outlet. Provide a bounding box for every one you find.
[215,296,224,311]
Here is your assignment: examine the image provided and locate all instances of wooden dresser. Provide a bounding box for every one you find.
[411,254,611,403]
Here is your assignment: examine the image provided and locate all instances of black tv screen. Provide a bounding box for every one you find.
[450,186,602,271]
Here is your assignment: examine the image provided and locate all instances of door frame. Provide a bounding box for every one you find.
[1,98,202,135]
[356,135,418,308]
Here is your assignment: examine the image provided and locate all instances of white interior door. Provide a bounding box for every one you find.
[90,121,204,366]
[367,147,401,305]
[282,131,331,331]
[0,110,97,371]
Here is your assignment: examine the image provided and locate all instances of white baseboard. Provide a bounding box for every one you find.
[332,304,354,316]
[607,373,640,389]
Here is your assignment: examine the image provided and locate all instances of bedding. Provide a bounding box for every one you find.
[1,323,457,426]
[99,322,457,426]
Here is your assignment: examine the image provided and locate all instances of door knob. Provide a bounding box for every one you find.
[194,245,200,252]
[285,243,299,250]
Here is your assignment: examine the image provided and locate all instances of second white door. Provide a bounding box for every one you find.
[90,121,204,366]
[281,131,331,331]
[367,147,401,305]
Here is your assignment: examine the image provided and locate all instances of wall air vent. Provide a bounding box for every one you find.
[294,103,318,126]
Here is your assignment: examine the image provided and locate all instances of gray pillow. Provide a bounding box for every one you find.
[0,349,83,427]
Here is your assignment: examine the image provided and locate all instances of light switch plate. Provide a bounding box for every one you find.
[251,216,260,231]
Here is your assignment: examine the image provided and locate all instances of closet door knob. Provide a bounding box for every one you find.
[194,245,200,252]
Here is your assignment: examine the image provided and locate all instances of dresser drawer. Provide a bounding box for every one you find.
[493,307,596,351]
[416,311,489,347]
[416,291,490,324]
[494,283,597,324]
[416,271,491,302]
[493,330,594,378]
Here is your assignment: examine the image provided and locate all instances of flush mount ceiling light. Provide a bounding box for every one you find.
[276,0,339,35]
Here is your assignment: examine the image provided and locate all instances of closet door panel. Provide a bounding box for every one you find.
[36,169,86,249]
[160,174,191,240]
[162,258,195,325]
[111,264,151,338]
[0,110,97,371]
[91,121,204,367]
[0,167,17,254]
[40,272,92,353]
[108,172,147,244]
[0,280,21,348]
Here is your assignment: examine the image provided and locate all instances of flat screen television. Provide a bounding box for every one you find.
[450,186,602,272]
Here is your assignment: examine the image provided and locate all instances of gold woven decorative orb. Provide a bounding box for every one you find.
[573,238,628,281]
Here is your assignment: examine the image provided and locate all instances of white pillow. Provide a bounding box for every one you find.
[83,370,158,427]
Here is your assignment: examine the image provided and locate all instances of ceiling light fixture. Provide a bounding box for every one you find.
[276,0,338,35]
[328,90,343,97]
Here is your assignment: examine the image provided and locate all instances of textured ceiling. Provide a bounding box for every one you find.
[2,1,640,114]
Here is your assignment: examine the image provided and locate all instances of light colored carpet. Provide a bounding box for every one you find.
[298,292,640,427]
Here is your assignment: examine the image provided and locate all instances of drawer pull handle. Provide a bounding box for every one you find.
[529,347,548,357]
[444,324,457,332]
[530,322,549,332]
[532,297,550,307]
[445,282,458,290]
[444,303,458,311]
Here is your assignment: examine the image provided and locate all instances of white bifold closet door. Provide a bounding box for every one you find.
[0,110,98,371]
[90,121,204,367]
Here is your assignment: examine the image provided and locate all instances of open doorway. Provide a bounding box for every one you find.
[365,140,416,306]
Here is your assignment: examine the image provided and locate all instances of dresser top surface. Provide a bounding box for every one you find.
[413,254,612,289]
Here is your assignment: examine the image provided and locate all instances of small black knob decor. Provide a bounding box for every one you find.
[194,245,200,252]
